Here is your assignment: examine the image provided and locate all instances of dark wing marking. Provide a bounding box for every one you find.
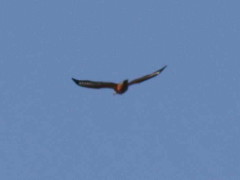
[72,78,117,89]
[128,65,167,85]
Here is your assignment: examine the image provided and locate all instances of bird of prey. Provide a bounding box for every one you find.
[72,65,167,94]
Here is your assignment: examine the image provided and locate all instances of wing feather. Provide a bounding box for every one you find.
[129,65,167,85]
[72,78,116,89]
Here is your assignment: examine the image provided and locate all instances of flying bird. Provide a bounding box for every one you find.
[72,65,167,94]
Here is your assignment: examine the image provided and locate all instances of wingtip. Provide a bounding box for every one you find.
[156,65,167,74]
[72,78,79,84]
[162,65,167,70]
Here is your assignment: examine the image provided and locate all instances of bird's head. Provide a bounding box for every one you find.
[122,79,128,85]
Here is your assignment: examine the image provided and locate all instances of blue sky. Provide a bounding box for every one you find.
[1,0,240,179]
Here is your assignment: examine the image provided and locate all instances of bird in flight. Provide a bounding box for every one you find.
[72,65,167,94]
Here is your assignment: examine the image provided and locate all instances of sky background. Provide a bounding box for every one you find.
[1,0,240,179]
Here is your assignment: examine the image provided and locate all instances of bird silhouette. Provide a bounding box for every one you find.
[72,65,167,94]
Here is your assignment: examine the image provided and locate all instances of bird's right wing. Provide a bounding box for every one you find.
[128,65,167,85]
[72,78,117,89]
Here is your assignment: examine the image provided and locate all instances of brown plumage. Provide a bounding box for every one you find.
[72,65,167,94]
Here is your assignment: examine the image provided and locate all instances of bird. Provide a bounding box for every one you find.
[72,65,167,94]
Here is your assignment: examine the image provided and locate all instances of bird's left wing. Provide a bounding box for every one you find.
[128,65,167,85]
[72,78,117,89]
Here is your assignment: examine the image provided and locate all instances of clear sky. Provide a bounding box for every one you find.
[1,0,240,179]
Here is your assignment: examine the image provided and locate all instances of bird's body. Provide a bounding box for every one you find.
[72,65,167,94]
[114,80,129,94]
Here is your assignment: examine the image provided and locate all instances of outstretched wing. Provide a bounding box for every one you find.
[72,78,117,89]
[129,65,167,85]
